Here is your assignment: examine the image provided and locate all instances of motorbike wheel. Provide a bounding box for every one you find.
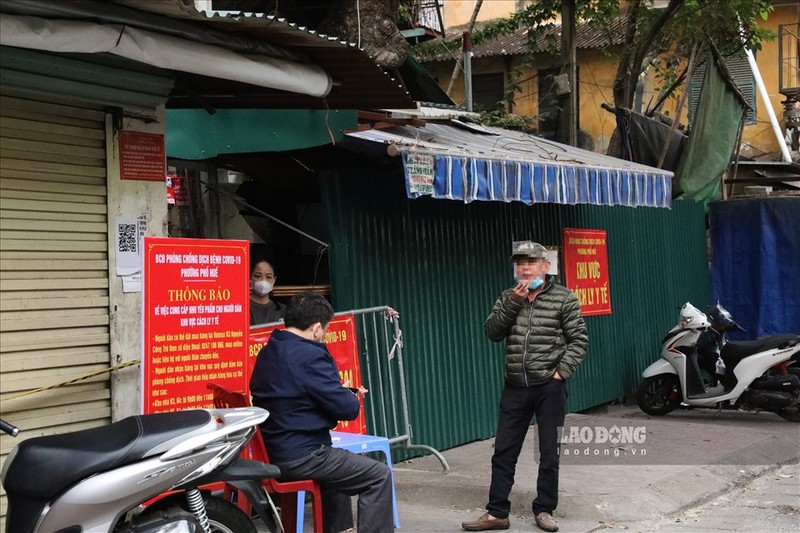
[776,407,800,422]
[135,495,257,533]
[203,496,257,533]
[776,368,800,422]
[637,374,681,416]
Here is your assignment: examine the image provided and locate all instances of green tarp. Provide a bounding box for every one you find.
[166,108,357,160]
[675,52,747,203]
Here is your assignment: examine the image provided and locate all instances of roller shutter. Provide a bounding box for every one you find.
[0,95,111,509]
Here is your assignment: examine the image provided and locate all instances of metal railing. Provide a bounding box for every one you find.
[778,23,799,100]
[410,1,444,36]
[337,306,449,470]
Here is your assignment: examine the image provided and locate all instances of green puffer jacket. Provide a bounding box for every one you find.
[484,278,588,386]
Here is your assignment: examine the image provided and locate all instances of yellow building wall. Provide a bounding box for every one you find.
[443,1,524,28]
[738,5,798,157]
[427,49,619,152]
[638,5,798,158]
[431,4,798,158]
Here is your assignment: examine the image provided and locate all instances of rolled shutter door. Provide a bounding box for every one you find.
[0,94,111,474]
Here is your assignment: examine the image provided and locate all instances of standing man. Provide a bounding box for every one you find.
[250,292,394,533]
[462,242,588,533]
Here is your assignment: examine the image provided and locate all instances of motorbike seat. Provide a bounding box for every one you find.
[2,409,212,503]
[721,334,799,368]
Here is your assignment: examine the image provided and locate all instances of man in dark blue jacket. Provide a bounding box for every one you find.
[250,292,393,533]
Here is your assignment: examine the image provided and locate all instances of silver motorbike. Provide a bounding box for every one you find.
[637,302,800,421]
[1,407,282,533]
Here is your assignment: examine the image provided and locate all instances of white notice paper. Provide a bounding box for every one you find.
[115,215,146,292]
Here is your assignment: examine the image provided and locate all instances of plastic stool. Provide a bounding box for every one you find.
[296,432,400,529]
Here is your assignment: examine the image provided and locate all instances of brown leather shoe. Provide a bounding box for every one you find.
[461,512,510,531]
[534,511,558,532]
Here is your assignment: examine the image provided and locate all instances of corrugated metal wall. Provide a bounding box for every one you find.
[322,166,710,452]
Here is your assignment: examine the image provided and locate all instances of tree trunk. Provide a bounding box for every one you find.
[607,0,685,155]
[318,0,408,69]
[446,0,484,97]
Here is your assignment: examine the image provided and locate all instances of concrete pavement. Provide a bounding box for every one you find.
[391,404,800,532]
[615,463,800,532]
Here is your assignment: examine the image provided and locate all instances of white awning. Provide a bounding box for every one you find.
[346,123,673,208]
[0,14,332,98]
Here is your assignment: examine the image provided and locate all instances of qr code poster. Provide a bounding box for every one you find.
[116,217,143,276]
[115,216,147,292]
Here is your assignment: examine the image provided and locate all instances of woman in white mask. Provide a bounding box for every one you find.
[249,258,286,325]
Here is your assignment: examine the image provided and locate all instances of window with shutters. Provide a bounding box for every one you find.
[688,52,756,125]
[473,73,506,111]
[537,67,580,137]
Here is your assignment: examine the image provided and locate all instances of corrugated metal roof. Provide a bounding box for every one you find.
[346,122,672,208]
[348,121,672,176]
[103,0,415,109]
[420,16,629,62]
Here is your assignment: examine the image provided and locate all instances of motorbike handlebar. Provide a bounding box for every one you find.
[0,419,20,437]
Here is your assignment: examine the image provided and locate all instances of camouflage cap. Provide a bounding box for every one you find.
[509,241,549,262]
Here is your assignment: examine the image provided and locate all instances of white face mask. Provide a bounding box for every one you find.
[251,280,274,296]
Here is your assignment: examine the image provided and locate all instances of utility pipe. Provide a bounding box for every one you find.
[463,31,474,112]
[744,47,792,162]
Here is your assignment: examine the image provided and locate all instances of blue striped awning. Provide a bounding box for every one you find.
[346,122,672,208]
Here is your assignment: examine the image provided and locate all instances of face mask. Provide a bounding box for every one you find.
[516,277,544,290]
[251,280,273,296]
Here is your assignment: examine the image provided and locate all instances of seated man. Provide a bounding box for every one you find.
[250,292,394,533]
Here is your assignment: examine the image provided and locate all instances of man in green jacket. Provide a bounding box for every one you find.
[462,241,588,533]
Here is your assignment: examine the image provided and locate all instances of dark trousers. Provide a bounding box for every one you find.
[486,378,567,518]
[275,445,394,533]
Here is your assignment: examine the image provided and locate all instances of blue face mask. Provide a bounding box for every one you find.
[516,277,544,290]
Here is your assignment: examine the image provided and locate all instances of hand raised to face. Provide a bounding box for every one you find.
[512,280,530,301]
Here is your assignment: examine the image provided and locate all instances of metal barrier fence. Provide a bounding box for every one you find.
[338,306,448,470]
[250,305,448,470]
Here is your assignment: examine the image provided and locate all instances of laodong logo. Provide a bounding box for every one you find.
[558,425,647,445]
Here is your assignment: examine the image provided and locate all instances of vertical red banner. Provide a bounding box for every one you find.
[143,237,249,413]
[324,315,367,434]
[248,314,366,434]
[562,228,612,316]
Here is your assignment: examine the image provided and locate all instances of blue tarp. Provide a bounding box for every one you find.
[346,123,673,208]
[710,197,800,339]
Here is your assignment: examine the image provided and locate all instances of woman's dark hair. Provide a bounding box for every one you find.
[284,292,334,330]
[250,256,274,275]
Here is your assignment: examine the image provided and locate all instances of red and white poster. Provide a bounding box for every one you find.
[119,131,166,181]
[249,314,367,434]
[563,228,612,316]
[142,237,250,413]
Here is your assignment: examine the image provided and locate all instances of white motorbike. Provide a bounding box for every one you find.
[1,408,282,533]
[637,302,800,422]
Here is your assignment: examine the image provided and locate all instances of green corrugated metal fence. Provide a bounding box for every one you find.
[322,167,709,453]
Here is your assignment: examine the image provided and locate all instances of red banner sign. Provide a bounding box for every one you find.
[249,315,367,434]
[563,228,612,316]
[119,131,166,181]
[143,237,250,413]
